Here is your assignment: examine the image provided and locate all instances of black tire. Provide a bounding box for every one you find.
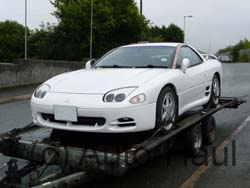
[206,75,221,108]
[184,124,203,156]
[155,87,178,134]
[202,116,216,145]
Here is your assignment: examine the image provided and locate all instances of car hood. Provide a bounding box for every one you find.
[48,68,170,94]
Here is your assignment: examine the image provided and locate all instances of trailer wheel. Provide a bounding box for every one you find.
[202,116,216,145]
[185,124,203,156]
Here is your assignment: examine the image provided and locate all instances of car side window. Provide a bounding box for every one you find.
[177,46,203,67]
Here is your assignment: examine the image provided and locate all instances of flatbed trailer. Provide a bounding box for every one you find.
[0,97,246,188]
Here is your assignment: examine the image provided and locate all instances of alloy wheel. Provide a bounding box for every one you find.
[212,77,220,105]
[161,92,176,131]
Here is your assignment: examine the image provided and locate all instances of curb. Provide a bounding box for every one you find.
[0,94,32,104]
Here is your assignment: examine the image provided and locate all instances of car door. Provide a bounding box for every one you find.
[176,46,209,112]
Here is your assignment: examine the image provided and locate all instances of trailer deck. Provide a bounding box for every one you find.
[0,97,245,188]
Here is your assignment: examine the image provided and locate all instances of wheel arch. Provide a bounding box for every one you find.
[214,72,221,82]
[155,83,179,131]
[158,83,179,111]
[214,72,221,91]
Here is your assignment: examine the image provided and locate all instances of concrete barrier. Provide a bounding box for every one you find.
[0,59,85,89]
[0,94,31,104]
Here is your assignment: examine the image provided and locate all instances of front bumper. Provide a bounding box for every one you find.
[31,102,156,133]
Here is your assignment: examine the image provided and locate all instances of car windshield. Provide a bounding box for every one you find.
[95,46,176,68]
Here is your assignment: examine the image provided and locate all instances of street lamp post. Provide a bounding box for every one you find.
[140,0,143,15]
[183,15,193,43]
[89,0,93,60]
[25,0,27,59]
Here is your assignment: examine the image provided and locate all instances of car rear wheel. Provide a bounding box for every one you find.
[156,87,178,134]
[205,75,221,108]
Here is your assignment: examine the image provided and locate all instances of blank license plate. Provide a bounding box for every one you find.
[54,106,77,122]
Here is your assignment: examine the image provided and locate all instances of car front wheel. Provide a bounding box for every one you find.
[156,87,178,134]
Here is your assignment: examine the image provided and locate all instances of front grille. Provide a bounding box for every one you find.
[41,113,106,126]
[42,113,67,124]
[74,117,106,126]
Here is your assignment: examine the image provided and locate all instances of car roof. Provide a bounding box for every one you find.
[122,42,181,48]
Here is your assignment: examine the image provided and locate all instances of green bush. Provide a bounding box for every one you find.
[0,21,26,62]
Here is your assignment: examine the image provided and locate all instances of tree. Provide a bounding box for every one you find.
[239,51,250,62]
[0,3,184,62]
[232,39,250,62]
[146,24,184,43]
[163,23,184,43]
[217,46,233,54]
[0,21,26,62]
[146,26,165,42]
[218,38,250,62]
[50,0,148,60]
[28,23,56,59]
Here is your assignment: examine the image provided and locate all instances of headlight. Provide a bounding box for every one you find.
[103,87,137,102]
[129,94,146,104]
[34,84,50,98]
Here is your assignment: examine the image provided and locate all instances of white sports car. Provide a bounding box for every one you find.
[31,43,222,134]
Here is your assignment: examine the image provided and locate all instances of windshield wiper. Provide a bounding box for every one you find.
[135,65,168,68]
[96,65,132,68]
[96,64,168,68]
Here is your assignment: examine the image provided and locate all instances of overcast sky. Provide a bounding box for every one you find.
[1,0,250,53]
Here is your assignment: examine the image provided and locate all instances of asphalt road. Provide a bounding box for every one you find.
[0,63,250,188]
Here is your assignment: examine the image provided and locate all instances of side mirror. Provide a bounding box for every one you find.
[85,59,95,69]
[181,58,190,73]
